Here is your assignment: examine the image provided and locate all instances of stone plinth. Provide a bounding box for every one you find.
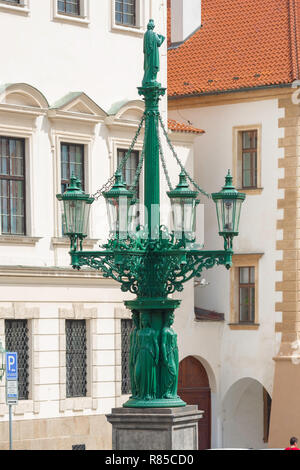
[106,405,203,450]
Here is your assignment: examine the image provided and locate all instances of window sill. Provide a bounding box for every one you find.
[0,400,37,417]
[111,23,144,36]
[51,237,99,249]
[237,188,263,195]
[0,2,30,15]
[53,12,89,26]
[228,323,260,330]
[0,235,41,246]
[60,396,98,412]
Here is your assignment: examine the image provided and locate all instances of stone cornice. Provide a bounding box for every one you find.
[0,265,118,285]
[168,86,293,110]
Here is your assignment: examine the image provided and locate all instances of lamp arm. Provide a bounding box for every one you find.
[70,248,233,297]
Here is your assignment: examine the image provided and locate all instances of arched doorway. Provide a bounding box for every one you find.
[222,378,272,449]
[178,356,211,450]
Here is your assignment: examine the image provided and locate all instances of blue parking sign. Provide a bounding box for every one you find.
[6,352,18,381]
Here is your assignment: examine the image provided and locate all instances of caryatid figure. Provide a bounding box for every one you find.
[129,311,140,398]
[142,19,165,87]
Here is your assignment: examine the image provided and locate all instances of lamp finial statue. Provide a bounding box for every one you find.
[142,19,165,87]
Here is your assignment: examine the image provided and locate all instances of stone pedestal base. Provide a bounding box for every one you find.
[106,405,203,450]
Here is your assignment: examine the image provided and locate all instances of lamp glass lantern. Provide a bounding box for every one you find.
[56,175,94,237]
[103,171,134,239]
[212,170,246,245]
[167,172,199,242]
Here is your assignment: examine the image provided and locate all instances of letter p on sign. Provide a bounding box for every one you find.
[6,353,18,381]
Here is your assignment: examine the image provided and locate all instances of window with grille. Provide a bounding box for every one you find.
[58,0,80,15]
[115,0,136,26]
[121,319,132,395]
[66,320,87,398]
[239,267,255,323]
[0,137,26,235]
[5,320,29,400]
[241,130,257,189]
[117,149,139,197]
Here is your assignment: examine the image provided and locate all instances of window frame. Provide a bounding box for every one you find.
[0,0,30,15]
[0,136,26,236]
[121,318,133,395]
[53,133,91,239]
[57,0,81,16]
[52,0,89,25]
[241,130,258,190]
[115,0,136,27]
[238,266,255,323]
[117,148,140,198]
[65,319,88,399]
[232,124,262,195]
[229,253,263,330]
[61,142,85,193]
[5,318,30,401]
[58,305,96,413]
[111,0,145,35]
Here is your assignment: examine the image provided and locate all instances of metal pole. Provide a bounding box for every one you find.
[9,404,12,450]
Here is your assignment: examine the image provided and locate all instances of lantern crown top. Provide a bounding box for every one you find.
[167,172,198,200]
[212,170,246,201]
[103,171,134,200]
[56,174,94,203]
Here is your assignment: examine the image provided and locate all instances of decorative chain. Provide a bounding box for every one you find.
[158,115,211,199]
[129,117,148,195]
[91,114,145,200]
[156,117,173,191]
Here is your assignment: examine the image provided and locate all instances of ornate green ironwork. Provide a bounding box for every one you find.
[58,20,245,409]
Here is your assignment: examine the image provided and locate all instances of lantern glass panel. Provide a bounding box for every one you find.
[106,197,119,234]
[128,201,140,235]
[171,198,196,240]
[106,196,131,237]
[216,199,234,233]
[183,199,196,233]
[234,199,243,233]
[63,199,86,235]
[171,201,183,233]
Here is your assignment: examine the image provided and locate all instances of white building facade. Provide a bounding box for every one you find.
[0,0,174,450]
[168,0,300,450]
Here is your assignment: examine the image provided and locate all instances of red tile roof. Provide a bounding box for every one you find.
[168,0,300,98]
[168,118,205,134]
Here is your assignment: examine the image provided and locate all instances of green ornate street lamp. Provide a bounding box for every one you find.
[57,175,94,251]
[57,20,246,408]
[212,170,246,250]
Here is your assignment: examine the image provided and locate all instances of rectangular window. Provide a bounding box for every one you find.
[61,143,84,235]
[58,0,80,16]
[121,319,132,395]
[117,149,139,197]
[0,136,26,235]
[66,320,87,398]
[61,142,84,193]
[5,319,29,400]
[241,130,257,189]
[239,267,255,323]
[115,0,136,26]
